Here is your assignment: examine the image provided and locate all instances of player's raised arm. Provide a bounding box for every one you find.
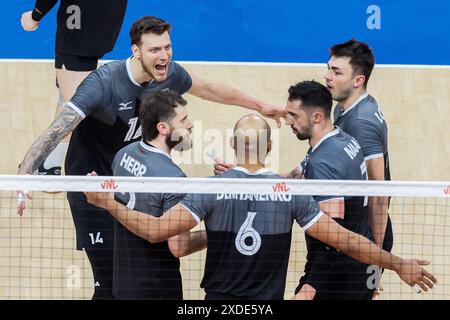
[188,75,286,127]
[21,0,59,31]
[305,214,437,292]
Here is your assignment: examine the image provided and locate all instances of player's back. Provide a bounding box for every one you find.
[180,167,321,299]
[111,141,186,299]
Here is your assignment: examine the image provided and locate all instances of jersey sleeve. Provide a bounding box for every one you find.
[33,0,58,21]
[179,193,214,224]
[345,120,384,160]
[172,63,193,94]
[162,192,186,212]
[68,71,106,118]
[292,195,324,231]
[305,157,345,203]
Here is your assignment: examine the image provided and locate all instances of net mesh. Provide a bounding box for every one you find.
[0,175,449,300]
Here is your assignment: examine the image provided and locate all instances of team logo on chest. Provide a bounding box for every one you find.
[118,101,134,111]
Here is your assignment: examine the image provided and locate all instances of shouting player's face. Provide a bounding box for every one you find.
[285,100,313,141]
[166,106,194,151]
[137,31,173,82]
[324,56,356,102]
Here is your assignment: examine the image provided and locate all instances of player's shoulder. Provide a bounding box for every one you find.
[94,59,126,78]
[113,141,140,160]
[315,129,352,153]
[312,131,359,164]
[352,95,383,122]
[168,61,185,74]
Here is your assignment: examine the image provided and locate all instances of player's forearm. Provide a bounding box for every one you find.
[33,0,59,21]
[198,81,262,112]
[169,230,207,258]
[341,231,402,273]
[104,201,161,243]
[368,196,389,247]
[104,201,183,244]
[18,105,82,174]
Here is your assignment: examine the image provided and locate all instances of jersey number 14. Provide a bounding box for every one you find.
[125,117,142,142]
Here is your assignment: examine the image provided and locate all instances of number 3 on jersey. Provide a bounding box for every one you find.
[235,212,262,256]
[124,117,142,142]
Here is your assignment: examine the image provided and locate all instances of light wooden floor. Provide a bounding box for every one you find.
[0,61,449,299]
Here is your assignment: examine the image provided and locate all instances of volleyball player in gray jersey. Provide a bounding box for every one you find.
[285,81,375,300]
[108,90,206,299]
[324,39,393,257]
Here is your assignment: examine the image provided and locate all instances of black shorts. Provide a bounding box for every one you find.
[295,251,374,300]
[67,191,115,299]
[55,54,100,72]
[66,191,115,251]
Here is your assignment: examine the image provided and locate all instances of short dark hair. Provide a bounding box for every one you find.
[129,16,172,46]
[288,81,332,118]
[329,39,375,88]
[139,90,187,141]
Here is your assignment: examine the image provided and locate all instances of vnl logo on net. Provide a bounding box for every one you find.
[444,186,450,196]
[101,179,118,190]
[170,121,281,172]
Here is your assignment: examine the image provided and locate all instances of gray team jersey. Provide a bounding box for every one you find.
[65,57,192,176]
[298,128,372,290]
[180,167,323,299]
[299,127,371,240]
[333,93,390,180]
[111,140,186,300]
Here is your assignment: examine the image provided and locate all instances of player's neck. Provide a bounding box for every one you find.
[339,88,367,110]
[235,155,265,173]
[309,122,335,149]
[130,56,154,85]
[147,138,171,156]
[236,163,266,173]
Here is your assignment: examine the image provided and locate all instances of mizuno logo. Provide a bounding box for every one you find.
[118,101,133,110]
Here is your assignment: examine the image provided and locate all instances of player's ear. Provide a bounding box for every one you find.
[132,44,141,60]
[353,74,366,89]
[156,122,169,135]
[311,111,322,124]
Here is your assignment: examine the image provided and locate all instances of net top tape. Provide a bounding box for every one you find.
[1,175,449,198]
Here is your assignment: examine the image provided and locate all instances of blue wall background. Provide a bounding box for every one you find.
[1,0,449,64]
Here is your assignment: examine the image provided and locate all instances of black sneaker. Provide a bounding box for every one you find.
[33,163,62,176]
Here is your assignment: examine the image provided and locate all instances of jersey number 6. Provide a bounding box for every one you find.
[235,212,262,256]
